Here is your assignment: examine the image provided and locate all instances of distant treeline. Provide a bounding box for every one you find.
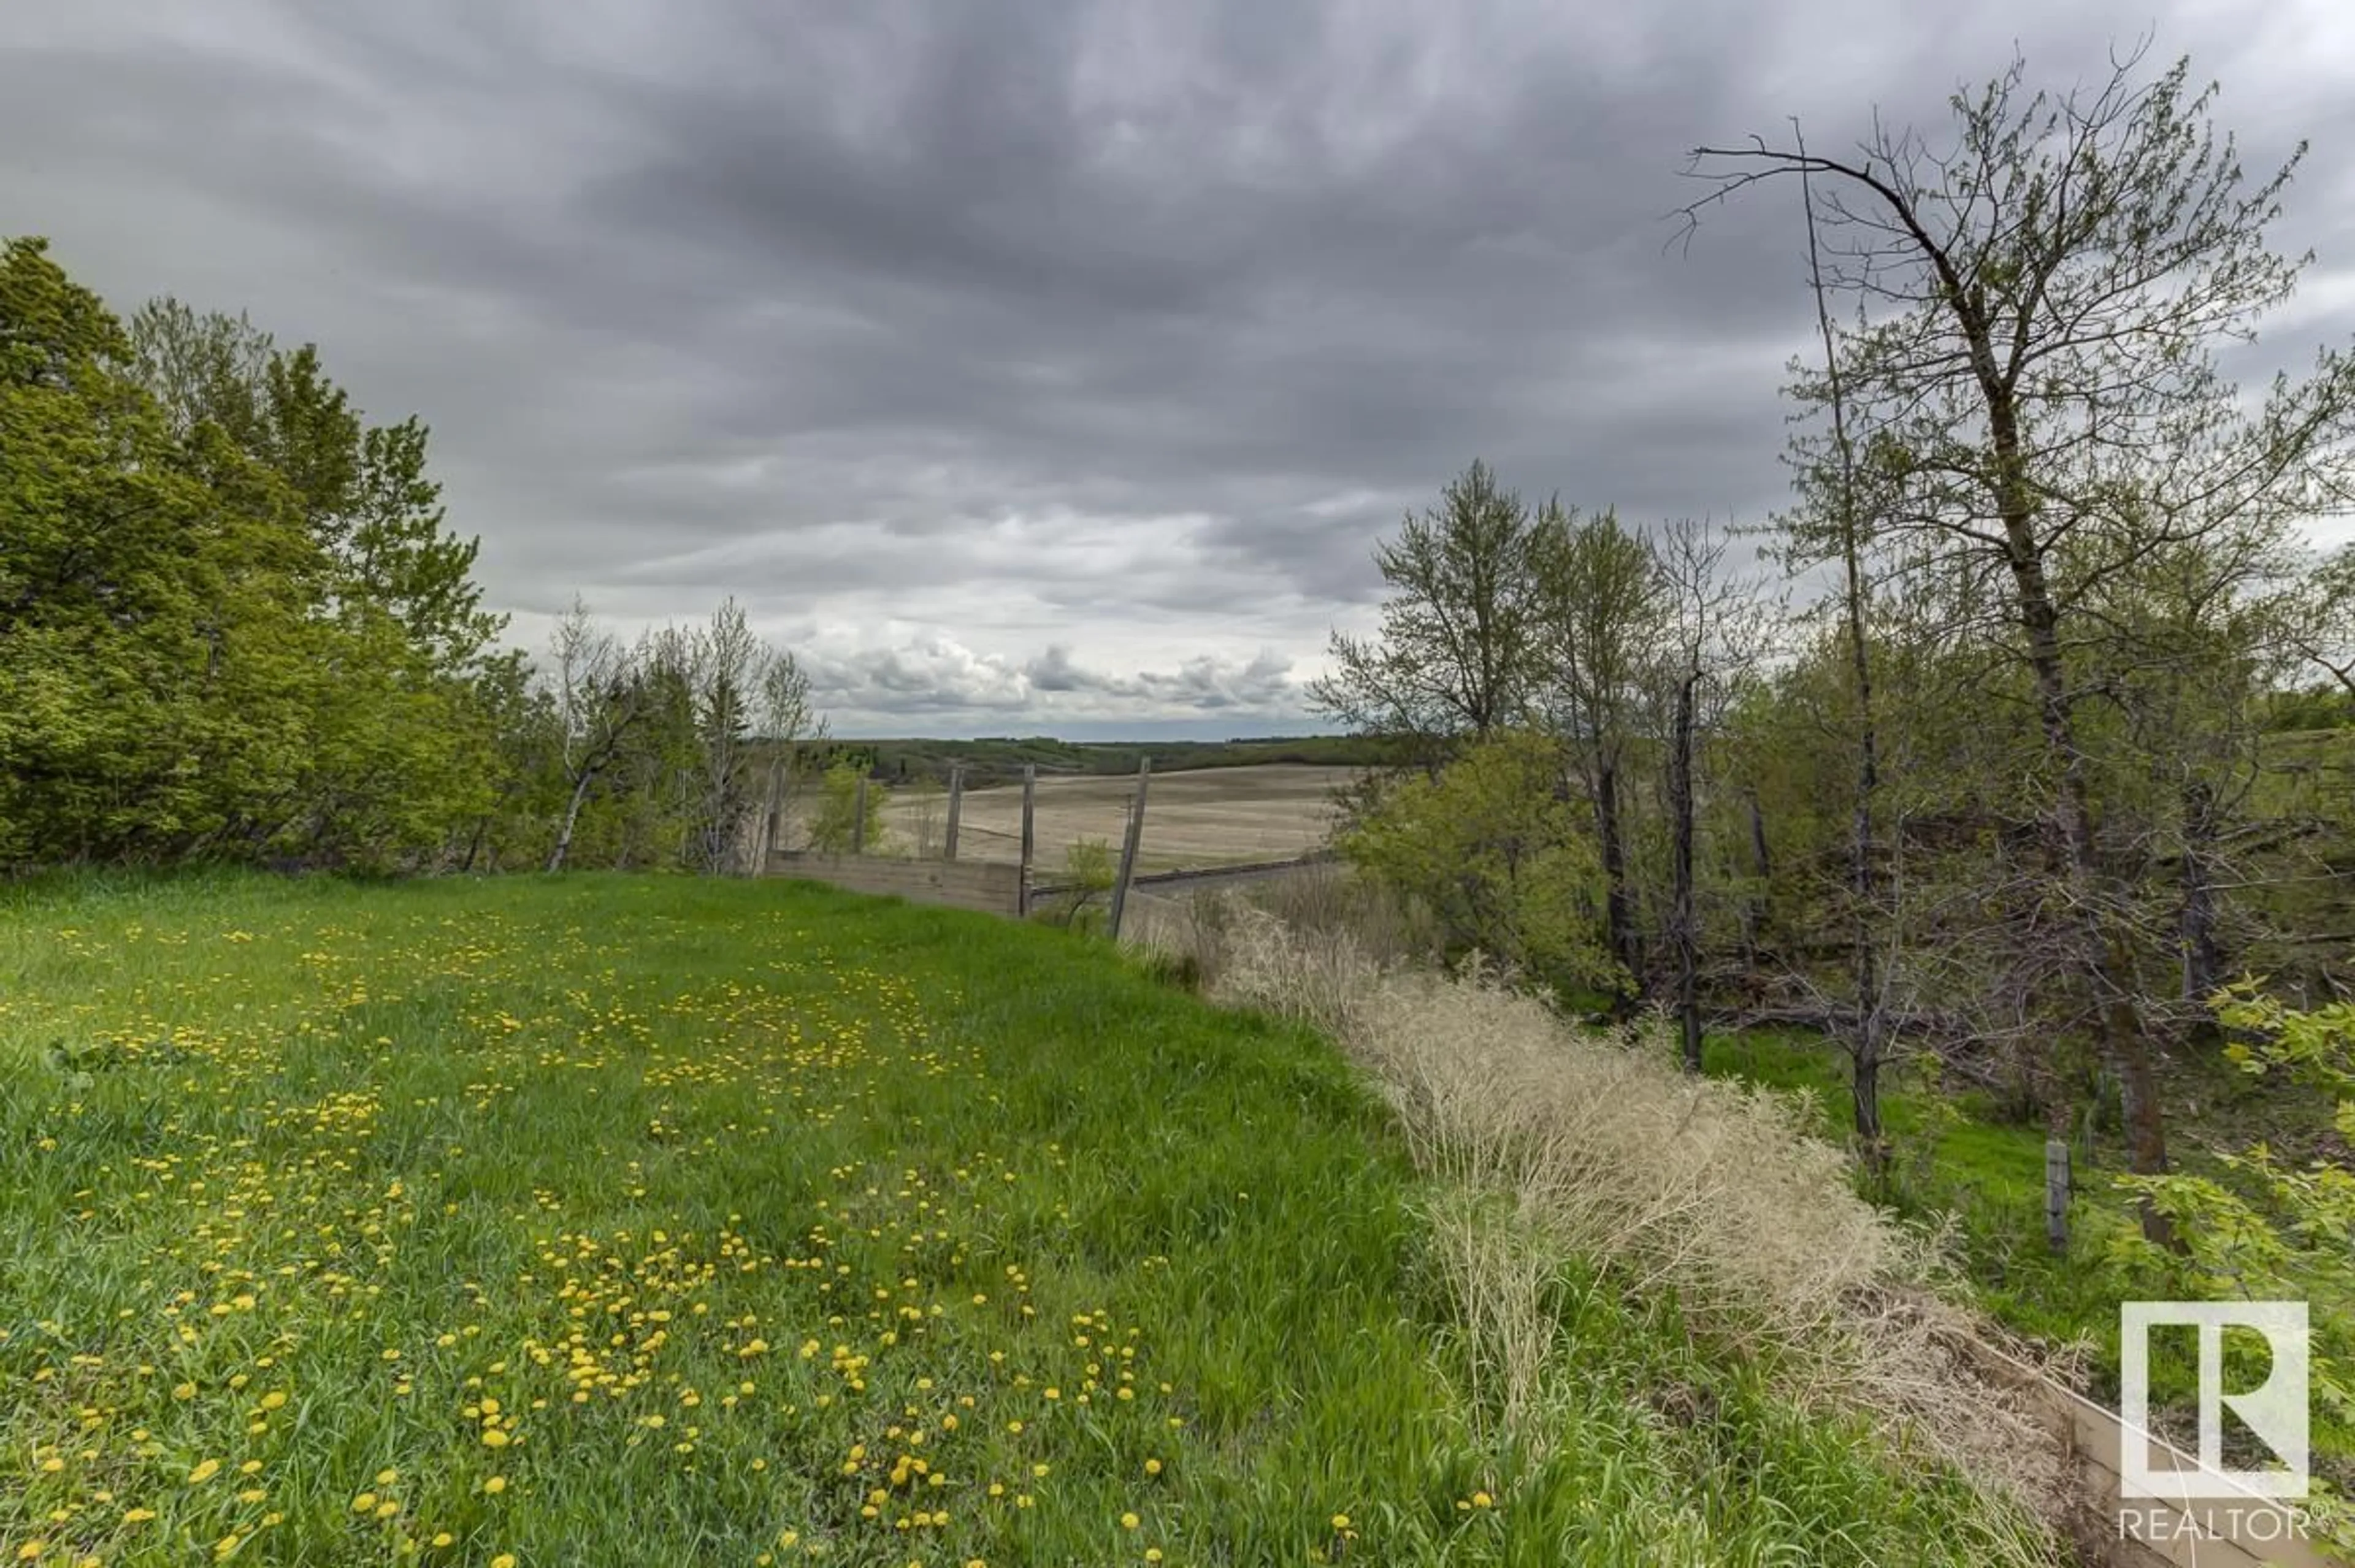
[817,733,1411,789]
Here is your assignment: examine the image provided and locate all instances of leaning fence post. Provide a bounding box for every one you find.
[943,764,964,862]
[2044,1138,2072,1253]
[1018,765,1036,916]
[1108,756,1151,940]
[759,755,786,868]
[851,775,868,856]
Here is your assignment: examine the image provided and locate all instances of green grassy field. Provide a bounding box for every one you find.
[2,874,2040,1567]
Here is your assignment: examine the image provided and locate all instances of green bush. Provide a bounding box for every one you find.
[1338,730,1618,999]
[803,762,888,852]
[2115,983,2355,1545]
[1035,836,1115,930]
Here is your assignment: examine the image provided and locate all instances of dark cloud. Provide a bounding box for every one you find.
[5,0,2352,734]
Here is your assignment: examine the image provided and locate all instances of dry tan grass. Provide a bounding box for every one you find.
[875,764,1350,874]
[1130,886,2072,1529]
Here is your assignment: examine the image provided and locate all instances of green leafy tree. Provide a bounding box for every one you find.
[1689,50,2355,1239]
[1310,461,1549,756]
[1,239,317,862]
[1341,729,1619,998]
[1531,504,1665,990]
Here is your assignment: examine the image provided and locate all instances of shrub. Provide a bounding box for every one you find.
[803,762,888,853]
[2114,984,2355,1546]
[1336,730,1618,1000]
[1033,836,1115,930]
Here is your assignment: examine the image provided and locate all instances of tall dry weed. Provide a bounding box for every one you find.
[1150,890,2069,1524]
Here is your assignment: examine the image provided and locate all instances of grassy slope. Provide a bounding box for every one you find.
[3,874,2035,1567]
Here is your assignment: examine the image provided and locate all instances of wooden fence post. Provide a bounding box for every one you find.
[1108,757,1151,940]
[2044,1138,2072,1253]
[759,756,785,868]
[1018,765,1036,916]
[851,775,868,856]
[943,765,964,862]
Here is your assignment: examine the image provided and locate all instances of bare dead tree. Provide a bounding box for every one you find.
[546,600,656,873]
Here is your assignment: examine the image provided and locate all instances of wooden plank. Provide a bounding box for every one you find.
[769,852,1023,917]
[1956,1339,2330,1568]
[1028,851,1331,903]
[1108,756,1150,939]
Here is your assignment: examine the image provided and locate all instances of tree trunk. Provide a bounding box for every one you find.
[2179,778,2226,1048]
[1670,670,1702,1073]
[1743,790,1771,961]
[1596,755,1639,1008]
[1801,142,1891,1174]
[1986,381,2173,1244]
[548,770,595,873]
[1852,1007,1888,1169]
[1844,588,1887,1172]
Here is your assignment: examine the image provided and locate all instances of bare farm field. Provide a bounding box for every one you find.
[877,762,1355,873]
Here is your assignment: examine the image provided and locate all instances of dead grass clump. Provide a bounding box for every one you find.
[1165,895,2068,1523]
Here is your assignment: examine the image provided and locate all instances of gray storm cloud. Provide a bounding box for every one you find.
[5,0,2351,734]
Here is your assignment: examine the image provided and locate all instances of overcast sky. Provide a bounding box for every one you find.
[7,2,2353,736]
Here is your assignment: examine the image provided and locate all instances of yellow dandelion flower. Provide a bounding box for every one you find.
[188,1458,222,1484]
[483,1477,507,1496]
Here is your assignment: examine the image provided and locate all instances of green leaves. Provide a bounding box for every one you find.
[2120,986,2355,1545]
[805,762,889,855]
[1340,730,1620,999]
[2,236,506,870]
